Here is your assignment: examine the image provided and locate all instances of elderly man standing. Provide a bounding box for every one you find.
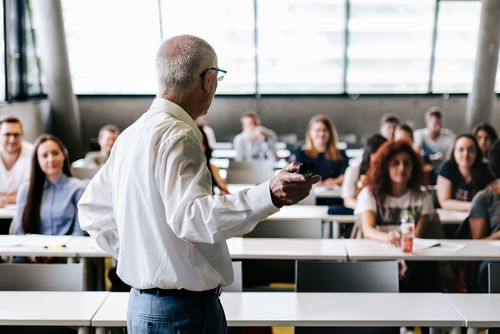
[0,117,33,207]
[78,35,319,333]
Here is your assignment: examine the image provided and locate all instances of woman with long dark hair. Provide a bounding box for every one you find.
[437,134,494,212]
[294,114,348,187]
[342,134,387,209]
[472,122,498,162]
[14,135,85,237]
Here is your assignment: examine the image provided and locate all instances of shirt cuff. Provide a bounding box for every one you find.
[245,181,280,221]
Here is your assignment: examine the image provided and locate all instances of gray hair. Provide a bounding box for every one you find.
[156,35,217,96]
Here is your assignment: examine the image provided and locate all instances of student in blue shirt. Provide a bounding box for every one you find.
[293,114,348,187]
[14,135,85,239]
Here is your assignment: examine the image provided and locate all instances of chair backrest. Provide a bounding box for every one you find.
[224,261,243,292]
[488,263,500,293]
[296,260,399,293]
[0,263,84,291]
[71,166,99,180]
[245,219,322,239]
[226,160,275,184]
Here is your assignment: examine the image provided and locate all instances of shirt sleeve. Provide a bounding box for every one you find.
[157,134,279,244]
[354,187,377,216]
[71,183,86,236]
[233,133,245,161]
[470,190,490,220]
[341,166,359,198]
[438,160,453,179]
[13,182,29,235]
[78,162,120,258]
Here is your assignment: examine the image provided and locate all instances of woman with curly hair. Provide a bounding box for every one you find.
[355,140,439,291]
[355,140,433,244]
[294,114,348,187]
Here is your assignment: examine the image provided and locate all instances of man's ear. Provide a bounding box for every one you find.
[201,71,213,93]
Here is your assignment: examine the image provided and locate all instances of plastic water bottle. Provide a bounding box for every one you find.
[400,210,415,253]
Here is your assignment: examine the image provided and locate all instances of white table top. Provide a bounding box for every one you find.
[92,292,464,328]
[227,238,347,260]
[345,239,500,261]
[0,234,104,257]
[445,294,500,328]
[0,291,109,326]
[0,204,16,219]
[266,205,330,221]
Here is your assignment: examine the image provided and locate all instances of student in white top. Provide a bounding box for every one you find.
[0,117,34,206]
[414,107,455,171]
[355,140,439,292]
[78,35,319,334]
[233,111,277,161]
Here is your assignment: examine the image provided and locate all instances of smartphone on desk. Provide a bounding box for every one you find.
[296,161,315,178]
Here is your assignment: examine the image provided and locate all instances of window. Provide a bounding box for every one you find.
[347,0,435,93]
[62,0,161,94]
[160,0,256,94]
[432,1,481,93]
[25,1,44,96]
[257,0,345,94]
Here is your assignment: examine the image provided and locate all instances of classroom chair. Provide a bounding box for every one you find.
[226,160,275,184]
[295,260,399,334]
[0,263,84,291]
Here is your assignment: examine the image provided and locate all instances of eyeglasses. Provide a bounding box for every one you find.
[200,67,227,81]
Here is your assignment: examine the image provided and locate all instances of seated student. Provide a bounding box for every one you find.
[294,114,348,187]
[414,107,455,173]
[82,124,120,167]
[0,116,34,206]
[396,123,435,184]
[14,135,85,238]
[355,140,439,291]
[379,113,400,140]
[469,139,500,291]
[472,122,498,163]
[233,111,277,161]
[342,134,387,209]
[199,126,229,195]
[437,134,494,212]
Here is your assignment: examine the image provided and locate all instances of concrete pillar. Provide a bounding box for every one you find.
[31,0,83,159]
[465,0,500,130]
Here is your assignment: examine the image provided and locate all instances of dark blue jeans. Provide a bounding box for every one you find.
[127,288,227,334]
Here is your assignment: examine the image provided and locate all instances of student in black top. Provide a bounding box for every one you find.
[293,114,348,187]
[437,133,494,212]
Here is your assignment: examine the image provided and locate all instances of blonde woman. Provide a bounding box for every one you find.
[293,114,348,187]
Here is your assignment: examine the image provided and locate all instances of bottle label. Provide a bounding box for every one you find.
[402,235,413,253]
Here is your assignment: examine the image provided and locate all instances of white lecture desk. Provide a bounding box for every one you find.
[227,237,347,260]
[0,291,109,334]
[91,292,465,329]
[444,294,500,331]
[345,239,500,261]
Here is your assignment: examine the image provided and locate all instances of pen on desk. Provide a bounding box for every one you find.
[44,244,66,250]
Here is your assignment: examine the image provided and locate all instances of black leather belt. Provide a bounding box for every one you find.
[138,286,222,297]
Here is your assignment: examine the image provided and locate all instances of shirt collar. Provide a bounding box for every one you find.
[150,97,203,144]
[43,174,68,190]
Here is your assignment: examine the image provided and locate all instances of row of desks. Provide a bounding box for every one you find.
[1,291,499,331]
[1,235,499,261]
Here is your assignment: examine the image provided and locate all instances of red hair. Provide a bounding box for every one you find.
[365,140,425,205]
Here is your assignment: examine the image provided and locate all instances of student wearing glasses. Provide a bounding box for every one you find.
[0,117,34,207]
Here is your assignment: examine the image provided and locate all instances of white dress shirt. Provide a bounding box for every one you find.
[0,141,34,194]
[78,98,279,291]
